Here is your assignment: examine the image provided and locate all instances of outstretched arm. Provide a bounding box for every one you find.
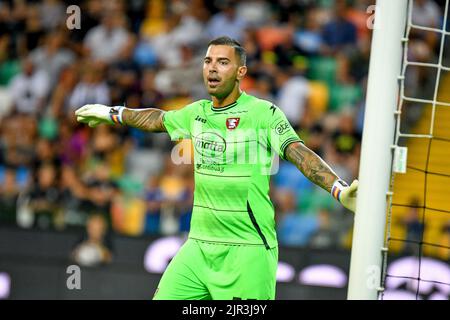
[285,141,358,212]
[122,108,166,132]
[75,104,166,132]
[285,141,338,193]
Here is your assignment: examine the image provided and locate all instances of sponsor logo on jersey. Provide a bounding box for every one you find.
[196,163,224,173]
[195,115,207,123]
[226,117,240,130]
[269,105,276,116]
[194,132,226,158]
[275,120,290,135]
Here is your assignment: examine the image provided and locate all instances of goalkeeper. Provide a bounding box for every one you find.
[75,36,358,300]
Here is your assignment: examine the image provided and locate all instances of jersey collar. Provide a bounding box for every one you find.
[210,91,246,112]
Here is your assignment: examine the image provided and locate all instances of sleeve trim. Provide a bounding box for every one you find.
[281,138,303,160]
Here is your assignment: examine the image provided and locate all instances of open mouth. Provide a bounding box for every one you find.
[207,77,221,86]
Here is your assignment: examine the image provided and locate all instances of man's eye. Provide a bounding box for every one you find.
[220,61,228,65]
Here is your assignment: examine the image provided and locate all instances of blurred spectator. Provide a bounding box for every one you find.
[148,3,205,69]
[88,125,125,174]
[236,0,271,28]
[67,0,103,53]
[274,161,313,197]
[125,0,148,34]
[110,180,146,236]
[59,165,88,228]
[303,121,327,158]
[32,138,60,171]
[28,163,62,230]
[71,213,113,267]
[330,108,361,179]
[38,0,65,31]
[154,42,204,97]
[143,175,163,235]
[344,0,373,44]
[346,37,371,84]
[0,167,20,225]
[108,35,140,105]
[67,60,110,112]
[0,113,37,169]
[276,188,318,246]
[56,118,89,166]
[178,173,194,233]
[248,74,275,102]
[8,57,50,116]
[29,30,75,88]
[140,68,164,108]
[83,162,117,222]
[83,10,130,63]
[322,0,357,54]
[273,30,305,69]
[172,2,207,46]
[48,64,79,118]
[142,17,183,68]
[255,22,293,53]
[206,0,247,41]
[332,109,360,151]
[412,0,442,49]
[271,0,306,24]
[308,208,341,249]
[294,8,325,57]
[158,159,192,235]
[17,5,45,57]
[401,198,425,256]
[241,28,262,72]
[0,32,20,86]
[275,68,310,130]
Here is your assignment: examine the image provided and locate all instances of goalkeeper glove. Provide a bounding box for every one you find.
[75,104,125,128]
[331,179,358,213]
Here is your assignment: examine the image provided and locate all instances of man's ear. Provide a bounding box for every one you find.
[237,65,247,81]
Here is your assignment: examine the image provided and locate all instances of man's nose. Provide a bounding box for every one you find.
[208,62,218,72]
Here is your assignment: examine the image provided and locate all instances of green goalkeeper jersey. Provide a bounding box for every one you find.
[163,92,302,249]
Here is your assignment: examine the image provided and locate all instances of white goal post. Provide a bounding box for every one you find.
[347,0,408,300]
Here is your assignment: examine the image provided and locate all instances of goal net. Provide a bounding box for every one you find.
[381,0,450,300]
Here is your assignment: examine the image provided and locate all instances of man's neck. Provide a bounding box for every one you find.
[211,87,242,108]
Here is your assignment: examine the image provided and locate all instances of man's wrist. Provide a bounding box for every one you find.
[331,179,349,202]
[109,106,125,125]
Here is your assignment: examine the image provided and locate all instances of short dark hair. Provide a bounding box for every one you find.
[207,36,246,66]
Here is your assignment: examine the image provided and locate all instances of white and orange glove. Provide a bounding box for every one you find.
[331,179,358,212]
[75,104,124,127]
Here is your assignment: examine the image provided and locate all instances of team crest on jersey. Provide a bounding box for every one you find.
[226,117,240,130]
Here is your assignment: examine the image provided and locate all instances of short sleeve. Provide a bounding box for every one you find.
[163,102,197,140]
[267,105,303,160]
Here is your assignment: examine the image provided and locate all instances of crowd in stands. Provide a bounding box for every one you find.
[0,0,447,257]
